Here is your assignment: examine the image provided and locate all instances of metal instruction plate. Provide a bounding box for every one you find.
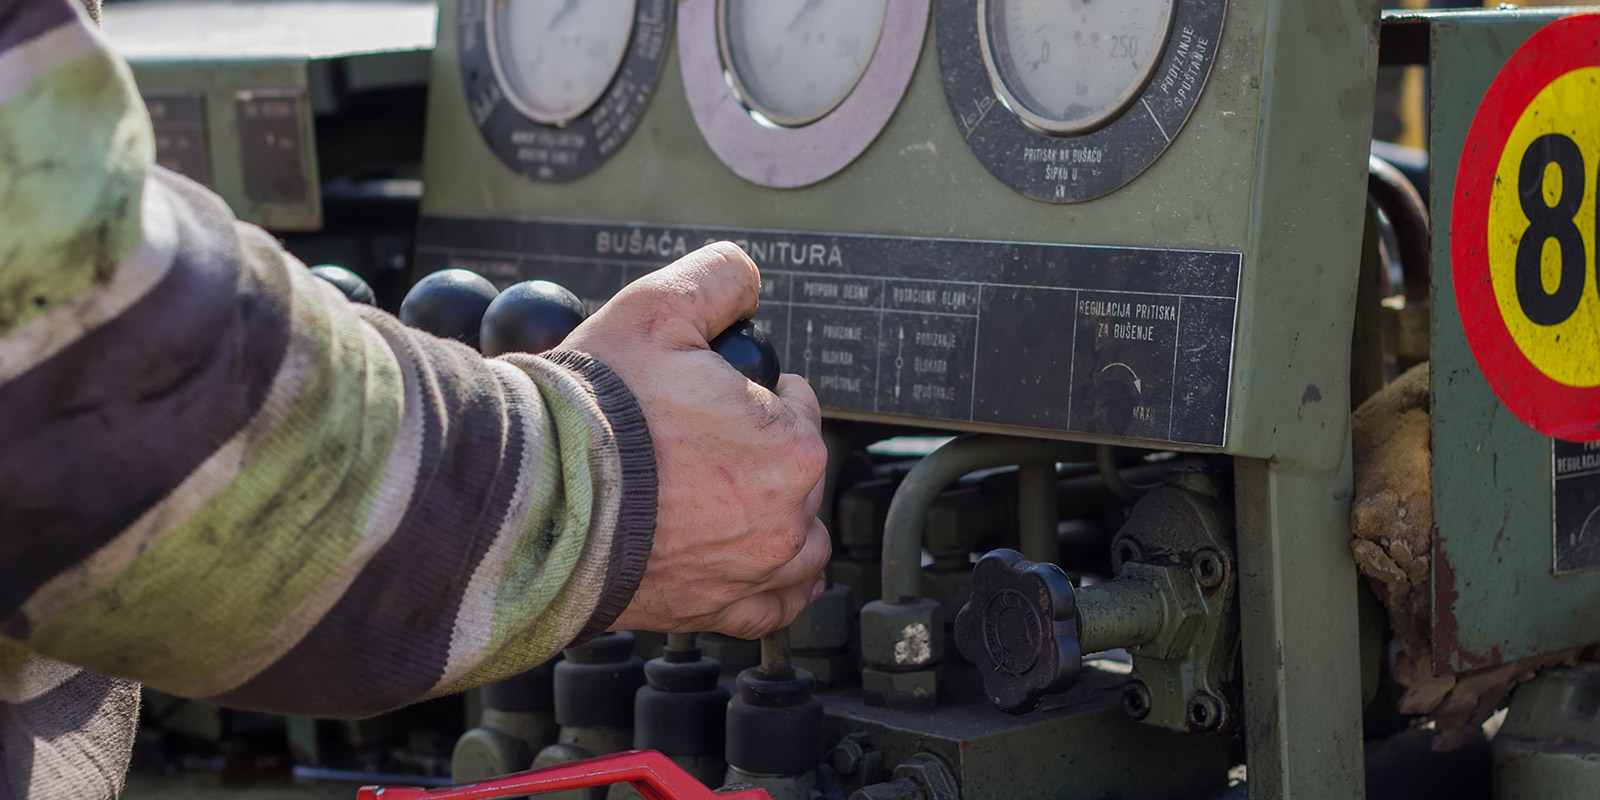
[1555,439,1600,574]
[235,89,310,205]
[142,90,209,186]
[417,215,1240,446]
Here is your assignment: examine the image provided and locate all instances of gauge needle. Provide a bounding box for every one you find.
[548,0,581,30]
[787,0,824,32]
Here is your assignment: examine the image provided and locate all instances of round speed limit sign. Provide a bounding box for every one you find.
[1454,14,1600,442]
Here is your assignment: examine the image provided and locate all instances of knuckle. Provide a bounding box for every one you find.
[789,434,828,487]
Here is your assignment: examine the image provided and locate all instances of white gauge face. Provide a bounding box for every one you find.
[982,0,1176,135]
[720,0,891,127]
[490,0,637,125]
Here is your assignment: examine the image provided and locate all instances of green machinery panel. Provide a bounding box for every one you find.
[1410,7,1600,673]
[103,0,436,231]
[417,0,1380,461]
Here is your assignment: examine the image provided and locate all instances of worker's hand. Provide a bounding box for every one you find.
[564,242,831,639]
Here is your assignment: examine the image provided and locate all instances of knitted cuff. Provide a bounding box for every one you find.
[539,349,657,643]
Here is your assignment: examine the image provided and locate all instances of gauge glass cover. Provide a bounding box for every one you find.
[981,0,1176,135]
[489,0,638,125]
[720,0,890,127]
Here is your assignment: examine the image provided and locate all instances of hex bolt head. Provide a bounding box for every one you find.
[828,738,867,775]
[1124,680,1152,720]
[891,753,959,800]
[850,778,925,800]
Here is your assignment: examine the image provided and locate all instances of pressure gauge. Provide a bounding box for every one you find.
[981,0,1176,135]
[680,0,929,188]
[459,0,673,182]
[939,0,1226,203]
[719,0,891,127]
[488,0,637,125]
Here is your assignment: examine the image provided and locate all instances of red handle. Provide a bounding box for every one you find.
[356,750,772,800]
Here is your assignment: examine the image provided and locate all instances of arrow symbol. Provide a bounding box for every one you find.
[895,325,905,400]
[803,319,815,376]
[1101,362,1143,394]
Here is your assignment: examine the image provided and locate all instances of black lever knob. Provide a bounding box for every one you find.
[953,549,1081,715]
[479,280,587,357]
[709,320,781,392]
[399,269,500,349]
[309,264,376,305]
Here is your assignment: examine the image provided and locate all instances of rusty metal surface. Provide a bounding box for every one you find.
[1427,7,1600,674]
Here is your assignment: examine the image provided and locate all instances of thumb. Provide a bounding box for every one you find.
[612,242,762,347]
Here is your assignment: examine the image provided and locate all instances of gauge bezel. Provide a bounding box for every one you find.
[939,0,1225,203]
[484,0,639,126]
[977,0,1179,137]
[680,0,929,189]
[459,0,672,183]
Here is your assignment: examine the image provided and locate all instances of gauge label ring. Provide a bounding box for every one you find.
[458,0,673,183]
[938,0,1225,203]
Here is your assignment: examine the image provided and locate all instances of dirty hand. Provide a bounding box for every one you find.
[564,242,831,639]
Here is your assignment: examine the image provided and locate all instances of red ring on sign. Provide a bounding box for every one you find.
[1452,13,1600,442]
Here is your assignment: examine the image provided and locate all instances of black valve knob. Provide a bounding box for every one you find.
[309,264,376,305]
[479,280,586,357]
[710,320,780,392]
[953,548,1081,715]
[399,269,499,349]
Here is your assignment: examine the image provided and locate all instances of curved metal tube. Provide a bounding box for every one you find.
[1368,153,1431,303]
[880,434,1095,603]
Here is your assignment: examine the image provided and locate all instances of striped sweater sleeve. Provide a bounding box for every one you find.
[0,0,657,720]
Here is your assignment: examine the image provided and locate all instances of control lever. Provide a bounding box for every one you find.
[356,750,773,800]
[708,320,780,391]
[309,264,376,305]
[400,269,500,349]
[402,270,781,391]
[953,549,1081,715]
[480,280,587,357]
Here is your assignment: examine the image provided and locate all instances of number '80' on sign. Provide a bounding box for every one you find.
[1488,68,1600,389]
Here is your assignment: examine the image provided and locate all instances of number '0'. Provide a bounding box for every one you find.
[1516,133,1596,326]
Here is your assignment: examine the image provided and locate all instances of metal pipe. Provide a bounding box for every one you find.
[1096,445,1140,502]
[1367,153,1430,303]
[760,627,792,675]
[880,435,1095,603]
[1017,463,1059,563]
[1075,579,1167,654]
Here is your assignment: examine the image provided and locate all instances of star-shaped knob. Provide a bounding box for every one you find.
[953,549,1082,714]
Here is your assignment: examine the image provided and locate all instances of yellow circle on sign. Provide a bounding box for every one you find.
[1487,66,1600,388]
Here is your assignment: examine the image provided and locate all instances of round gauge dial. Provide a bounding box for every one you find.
[489,0,638,125]
[461,0,672,182]
[719,0,891,127]
[680,0,928,188]
[981,0,1177,135]
[939,0,1225,203]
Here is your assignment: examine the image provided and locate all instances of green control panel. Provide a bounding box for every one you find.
[418,0,1378,459]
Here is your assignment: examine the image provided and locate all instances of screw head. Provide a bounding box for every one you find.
[1192,548,1227,588]
[1111,537,1143,571]
[1187,692,1225,733]
[1123,680,1152,720]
